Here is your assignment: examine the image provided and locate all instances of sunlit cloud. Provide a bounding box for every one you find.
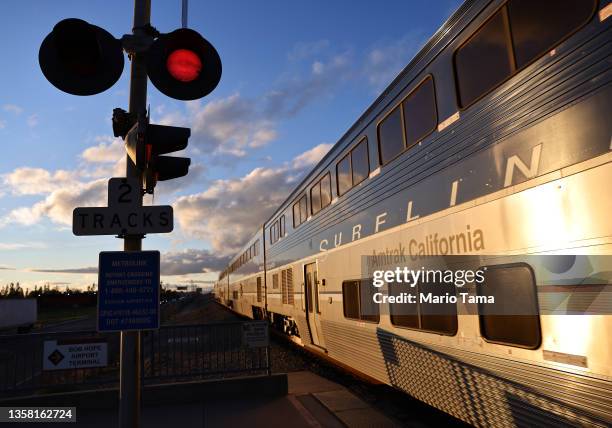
[174,143,331,255]
[2,104,23,115]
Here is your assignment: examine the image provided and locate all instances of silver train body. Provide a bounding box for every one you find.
[214,0,612,426]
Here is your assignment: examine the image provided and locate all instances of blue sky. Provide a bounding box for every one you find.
[0,0,461,291]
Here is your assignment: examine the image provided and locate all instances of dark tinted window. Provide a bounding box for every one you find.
[402,77,437,147]
[455,9,514,107]
[389,281,457,335]
[293,202,300,228]
[351,139,369,186]
[389,282,419,328]
[342,280,379,323]
[509,0,594,69]
[479,264,541,348]
[279,216,285,238]
[293,195,308,228]
[359,279,380,323]
[337,154,351,196]
[299,195,307,223]
[320,174,331,208]
[378,107,404,164]
[419,281,458,335]
[310,182,321,215]
[342,281,360,320]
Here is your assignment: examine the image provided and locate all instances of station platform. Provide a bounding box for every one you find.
[19,371,401,427]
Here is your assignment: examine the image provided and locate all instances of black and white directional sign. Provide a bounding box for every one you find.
[72,177,173,236]
[43,339,108,371]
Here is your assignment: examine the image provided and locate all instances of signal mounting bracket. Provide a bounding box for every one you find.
[121,33,155,55]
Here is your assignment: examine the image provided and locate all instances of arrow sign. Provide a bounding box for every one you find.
[72,177,173,236]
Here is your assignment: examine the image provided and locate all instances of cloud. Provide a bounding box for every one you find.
[0,242,46,251]
[3,167,77,196]
[27,114,38,128]
[179,94,278,157]
[174,144,327,255]
[288,40,330,61]
[263,52,352,117]
[0,265,15,270]
[81,137,124,163]
[28,249,230,276]
[363,32,426,91]
[2,104,23,115]
[29,267,97,274]
[155,47,351,161]
[3,178,107,227]
[0,119,6,129]
[161,249,230,275]
[292,143,332,169]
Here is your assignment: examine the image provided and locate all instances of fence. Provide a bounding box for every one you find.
[0,320,270,398]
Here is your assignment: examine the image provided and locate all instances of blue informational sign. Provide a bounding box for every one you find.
[98,251,160,332]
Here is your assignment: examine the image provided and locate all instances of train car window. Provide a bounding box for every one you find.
[454,8,514,108]
[388,282,419,328]
[419,280,458,335]
[286,268,294,305]
[342,280,379,323]
[256,277,262,302]
[389,281,457,334]
[351,138,369,186]
[342,281,360,320]
[359,279,380,323]
[377,107,404,164]
[479,263,541,348]
[292,202,300,228]
[279,216,285,238]
[337,154,351,196]
[272,273,279,289]
[320,173,332,209]
[299,195,308,222]
[508,0,595,69]
[310,181,322,215]
[281,269,288,304]
[293,195,308,227]
[402,77,437,147]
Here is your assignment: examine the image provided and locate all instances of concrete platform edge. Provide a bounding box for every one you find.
[0,373,288,409]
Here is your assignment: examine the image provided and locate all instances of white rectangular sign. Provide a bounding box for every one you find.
[72,177,173,236]
[242,321,269,348]
[73,205,173,235]
[43,340,108,371]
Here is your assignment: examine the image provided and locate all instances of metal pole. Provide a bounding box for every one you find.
[120,1,150,427]
[182,0,188,28]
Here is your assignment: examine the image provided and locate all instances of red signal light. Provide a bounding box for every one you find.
[166,49,202,82]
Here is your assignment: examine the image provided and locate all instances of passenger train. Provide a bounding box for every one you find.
[214,0,612,426]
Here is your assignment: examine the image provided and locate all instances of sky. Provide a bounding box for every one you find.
[0,0,462,291]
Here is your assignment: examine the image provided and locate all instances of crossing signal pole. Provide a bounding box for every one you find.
[38,0,222,426]
[121,1,150,427]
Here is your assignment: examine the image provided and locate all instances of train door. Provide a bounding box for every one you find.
[304,262,326,349]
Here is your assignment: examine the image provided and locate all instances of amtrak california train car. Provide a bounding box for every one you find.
[215,0,612,426]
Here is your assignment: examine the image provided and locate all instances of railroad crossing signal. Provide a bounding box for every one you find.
[125,121,191,193]
[39,20,221,101]
[147,28,222,100]
[38,18,124,96]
